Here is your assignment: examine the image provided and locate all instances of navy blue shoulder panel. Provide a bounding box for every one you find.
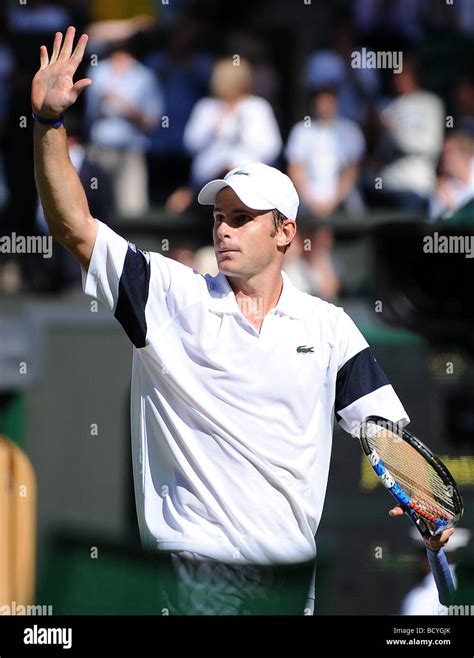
[114,245,151,348]
[335,346,389,419]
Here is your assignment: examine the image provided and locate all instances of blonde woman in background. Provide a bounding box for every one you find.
[166,57,282,214]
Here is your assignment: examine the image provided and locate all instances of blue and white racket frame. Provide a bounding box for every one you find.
[359,415,464,539]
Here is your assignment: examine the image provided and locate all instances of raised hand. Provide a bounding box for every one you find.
[31,26,92,121]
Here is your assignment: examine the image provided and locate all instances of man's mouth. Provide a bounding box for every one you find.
[216,248,240,258]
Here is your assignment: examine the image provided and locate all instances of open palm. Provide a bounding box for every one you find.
[31,26,92,120]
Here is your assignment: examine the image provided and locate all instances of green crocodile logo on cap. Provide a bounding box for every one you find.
[232,170,250,176]
[296,345,314,353]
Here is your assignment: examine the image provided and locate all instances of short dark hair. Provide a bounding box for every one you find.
[310,85,339,99]
[271,209,292,253]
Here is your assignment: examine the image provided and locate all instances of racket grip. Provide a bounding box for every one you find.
[427,547,455,606]
[405,505,432,538]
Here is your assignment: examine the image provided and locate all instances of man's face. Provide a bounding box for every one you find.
[440,138,469,179]
[393,66,417,95]
[212,187,281,279]
[313,91,338,121]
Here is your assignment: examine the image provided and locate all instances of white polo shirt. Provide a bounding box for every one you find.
[82,220,409,565]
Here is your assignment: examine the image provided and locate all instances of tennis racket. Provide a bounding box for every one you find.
[359,416,464,539]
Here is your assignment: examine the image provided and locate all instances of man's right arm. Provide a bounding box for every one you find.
[32,26,97,270]
[34,122,97,270]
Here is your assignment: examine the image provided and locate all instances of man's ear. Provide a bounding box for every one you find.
[276,220,297,249]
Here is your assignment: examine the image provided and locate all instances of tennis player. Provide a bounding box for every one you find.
[32,28,453,614]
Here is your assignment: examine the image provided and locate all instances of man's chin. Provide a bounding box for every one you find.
[218,264,244,277]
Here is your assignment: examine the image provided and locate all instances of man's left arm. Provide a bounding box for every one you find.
[333,308,454,553]
[334,308,409,437]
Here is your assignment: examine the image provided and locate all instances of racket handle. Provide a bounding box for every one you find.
[405,505,432,538]
[427,547,455,606]
[405,506,456,605]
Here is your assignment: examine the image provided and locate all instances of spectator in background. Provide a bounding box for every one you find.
[86,41,163,217]
[286,86,365,220]
[0,29,14,293]
[304,20,380,126]
[451,0,474,36]
[282,227,341,301]
[454,76,474,136]
[226,31,281,107]
[354,0,428,42]
[429,131,474,222]
[7,0,72,34]
[166,58,282,214]
[1,0,87,293]
[145,13,213,204]
[194,245,218,277]
[168,244,197,269]
[372,56,444,212]
[0,32,13,211]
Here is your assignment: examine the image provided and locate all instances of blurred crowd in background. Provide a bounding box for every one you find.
[0,0,473,298]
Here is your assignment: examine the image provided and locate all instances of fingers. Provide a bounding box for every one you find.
[71,33,89,66]
[58,26,76,62]
[424,527,454,552]
[47,27,88,69]
[387,504,455,552]
[388,506,404,517]
[72,78,93,98]
[50,32,63,64]
[39,45,49,69]
[440,528,455,544]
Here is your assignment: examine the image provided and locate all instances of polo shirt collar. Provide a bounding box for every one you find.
[207,270,303,319]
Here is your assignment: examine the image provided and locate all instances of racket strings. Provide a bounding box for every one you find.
[367,429,455,521]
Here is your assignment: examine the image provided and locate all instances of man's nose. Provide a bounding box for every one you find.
[215,221,232,239]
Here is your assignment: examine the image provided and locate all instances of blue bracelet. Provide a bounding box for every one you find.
[32,111,64,128]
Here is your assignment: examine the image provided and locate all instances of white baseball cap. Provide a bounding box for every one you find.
[197,163,299,220]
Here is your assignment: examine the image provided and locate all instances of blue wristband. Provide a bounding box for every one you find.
[32,112,64,128]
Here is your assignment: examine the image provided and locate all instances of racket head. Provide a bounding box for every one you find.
[360,415,464,537]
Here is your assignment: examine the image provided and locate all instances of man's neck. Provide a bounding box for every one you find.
[226,269,284,331]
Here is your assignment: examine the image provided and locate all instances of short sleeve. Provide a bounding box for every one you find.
[334,309,410,436]
[183,98,220,155]
[81,220,152,348]
[81,220,207,349]
[285,123,308,163]
[339,121,366,165]
[141,69,163,123]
